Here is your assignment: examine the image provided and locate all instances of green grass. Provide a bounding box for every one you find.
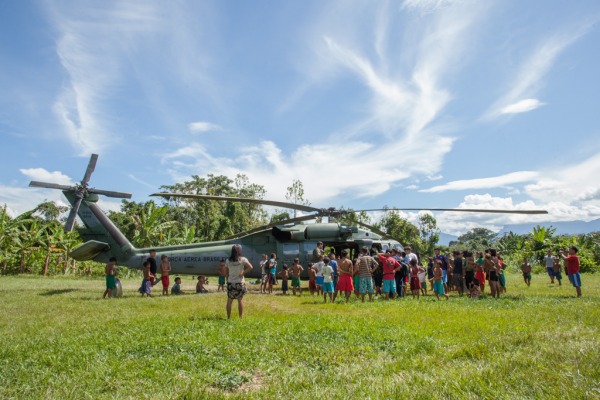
[0,273,599,399]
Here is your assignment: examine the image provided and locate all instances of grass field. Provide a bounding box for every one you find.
[1,273,599,399]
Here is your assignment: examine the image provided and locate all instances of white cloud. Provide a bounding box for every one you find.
[46,2,166,154]
[485,23,594,119]
[500,98,545,115]
[187,121,222,133]
[19,168,74,185]
[525,152,600,204]
[421,171,539,193]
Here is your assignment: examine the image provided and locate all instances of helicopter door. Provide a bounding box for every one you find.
[279,243,300,267]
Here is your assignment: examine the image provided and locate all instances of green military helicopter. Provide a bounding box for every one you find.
[29,155,548,279]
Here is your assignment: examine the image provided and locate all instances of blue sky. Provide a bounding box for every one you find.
[1,0,599,235]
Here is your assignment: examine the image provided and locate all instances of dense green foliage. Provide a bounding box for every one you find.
[0,275,598,399]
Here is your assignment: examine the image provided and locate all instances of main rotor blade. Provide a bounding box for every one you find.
[82,154,98,184]
[151,193,321,213]
[90,188,132,199]
[64,197,83,232]
[224,214,318,240]
[29,181,73,191]
[354,208,548,215]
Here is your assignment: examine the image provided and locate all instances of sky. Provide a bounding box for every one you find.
[1,0,600,236]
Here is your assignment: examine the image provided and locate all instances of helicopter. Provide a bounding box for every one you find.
[29,154,548,279]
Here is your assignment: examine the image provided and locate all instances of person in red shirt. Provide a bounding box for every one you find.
[377,250,400,300]
[560,246,582,297]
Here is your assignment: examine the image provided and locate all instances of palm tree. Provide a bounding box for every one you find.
[131,201,176,248]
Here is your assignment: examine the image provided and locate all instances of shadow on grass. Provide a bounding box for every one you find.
[39,288,79,296]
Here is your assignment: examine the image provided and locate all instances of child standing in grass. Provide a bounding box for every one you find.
[160,255,171,296]
[553,257,563,286]
[217,259,226,292]
[409,258,421,299]
[418,263,427,296]
[521,257,532,287]
[139,261,153,297]
[103,257,117,299]
[278,265,289,295]
[260,254,269,294]
[561,246,582,298]
[289,258,304,296]
[322,257,335,303]
[308,264,317,295]
[433,260,449,300]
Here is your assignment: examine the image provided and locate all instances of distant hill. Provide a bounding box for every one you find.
[437,232,458,246]
[498,218,600,236]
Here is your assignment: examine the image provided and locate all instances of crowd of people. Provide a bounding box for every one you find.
[102,243,583,318]
[253,242,583,304]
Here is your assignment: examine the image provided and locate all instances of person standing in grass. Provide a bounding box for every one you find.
[433,248,449,293]
[147,249,158,287]
[268,253,278,294]
[521,257,532,287]
[475,251,486,293]
[217,259,226,292]
[335,250,354,302]
[409,258,421,299]
[328,251,339,289]
[372,256,383,299]
[452,251,464,296]
[313,255,325,296]
[289,258,304,296]
[486,253,501,299]
[418,262,427,296]
[322,257,335,303]
[552,257,563,286]
[278,265,289,295]
[308,264,317,295]
[356,246,376,302]
[225,244,253,319]
[560,246,582,298]
[103,257,117,299]
[498,255,507,293]
[544,250,556,284]
[377,249,400,300]
[160,255,171,296]
[433,260,449,300]
[139,261,153,297]
[260,254,269,294]
[463,251,475,293]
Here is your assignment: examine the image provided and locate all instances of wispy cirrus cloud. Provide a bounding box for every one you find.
[421,171,539,193]
[484,21,595,119]
[231,0,487,202]
[46,2,165,155]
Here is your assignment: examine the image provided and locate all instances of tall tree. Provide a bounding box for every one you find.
[418,213,440,256]
[285,179,310,218]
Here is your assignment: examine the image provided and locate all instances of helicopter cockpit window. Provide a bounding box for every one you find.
[304,242,317,256]
[283,243,299,256]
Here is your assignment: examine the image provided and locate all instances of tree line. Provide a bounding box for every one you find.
[1,174,598,275]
